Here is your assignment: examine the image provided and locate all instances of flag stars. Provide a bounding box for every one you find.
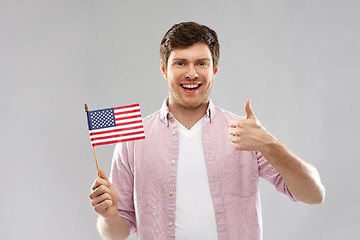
[89,109,116,130]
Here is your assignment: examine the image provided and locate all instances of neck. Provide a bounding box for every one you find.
[168,100,209,129]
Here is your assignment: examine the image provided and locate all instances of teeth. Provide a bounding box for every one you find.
[182,84,199,89]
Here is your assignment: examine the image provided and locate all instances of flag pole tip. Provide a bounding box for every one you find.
[85,103,88,112]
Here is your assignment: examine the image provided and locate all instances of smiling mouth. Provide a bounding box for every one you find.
[180,83,201,90]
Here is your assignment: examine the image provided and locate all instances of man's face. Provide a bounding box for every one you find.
[161,42,219,110]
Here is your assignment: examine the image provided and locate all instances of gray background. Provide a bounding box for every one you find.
[1,0,359,239]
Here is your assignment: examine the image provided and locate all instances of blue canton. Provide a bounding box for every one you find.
[88,108,116,130]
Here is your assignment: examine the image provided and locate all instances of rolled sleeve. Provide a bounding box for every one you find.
[256,151,298,202]
[110,142,137,234]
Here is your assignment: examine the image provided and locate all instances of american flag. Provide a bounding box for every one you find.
[86,103,145,146]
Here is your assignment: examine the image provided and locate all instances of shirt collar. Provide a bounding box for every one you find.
[160,98,215,126]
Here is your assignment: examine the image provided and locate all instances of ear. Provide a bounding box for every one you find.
[212,64,219,80]
[160,60,167,80]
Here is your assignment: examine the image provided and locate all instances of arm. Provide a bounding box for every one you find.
[96,215,129,240]
[228,100,325,204]
[256,135,325,204]
[89,169,130,240]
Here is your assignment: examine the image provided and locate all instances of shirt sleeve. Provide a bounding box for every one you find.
[256,151,298,202]
[109,142,137,234]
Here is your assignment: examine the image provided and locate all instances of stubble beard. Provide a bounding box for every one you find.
[170,90,210,111]
[169,78,212,111]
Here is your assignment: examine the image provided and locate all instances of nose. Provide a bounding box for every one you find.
[185,65,198,80]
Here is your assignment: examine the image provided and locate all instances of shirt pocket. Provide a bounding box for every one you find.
[222,151,258,198]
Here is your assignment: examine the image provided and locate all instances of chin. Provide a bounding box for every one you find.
[181,100,208,110]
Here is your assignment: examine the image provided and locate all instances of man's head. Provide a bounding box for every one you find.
[160,22,220,71]
[160,22,220,112]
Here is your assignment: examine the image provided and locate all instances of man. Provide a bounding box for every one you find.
[89,22,325,240]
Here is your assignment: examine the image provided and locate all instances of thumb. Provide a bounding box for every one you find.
[98,168,109,181]
[245,99,256,119]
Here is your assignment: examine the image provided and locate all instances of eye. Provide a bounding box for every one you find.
[175,61,184,66]
[198,61,210,67]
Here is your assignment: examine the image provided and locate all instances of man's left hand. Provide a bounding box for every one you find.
[228,99,274,151]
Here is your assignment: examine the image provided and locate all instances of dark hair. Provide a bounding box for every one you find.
[160,22,220,70]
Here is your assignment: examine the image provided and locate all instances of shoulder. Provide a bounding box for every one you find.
[142,109,160,123]
[142,109,163,131]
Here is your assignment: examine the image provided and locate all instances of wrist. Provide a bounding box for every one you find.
[258,132,281,155]
[103,212,120,222]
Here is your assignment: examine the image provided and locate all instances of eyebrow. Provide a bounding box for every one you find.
[197,58,212,62]
[171,58,211,62]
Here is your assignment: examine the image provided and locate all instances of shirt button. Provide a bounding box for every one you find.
[169,191,174,196]
[168,222,173,227]
[172,130,176,135]
[171,160,176,164]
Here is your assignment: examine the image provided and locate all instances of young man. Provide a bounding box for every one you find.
[89,22,325,240]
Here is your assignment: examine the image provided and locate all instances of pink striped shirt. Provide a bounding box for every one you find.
[110,98,297,240]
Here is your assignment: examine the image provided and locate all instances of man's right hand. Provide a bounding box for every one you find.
[89,169,119,220]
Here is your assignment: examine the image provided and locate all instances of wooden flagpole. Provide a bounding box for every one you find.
[85,103,100,177]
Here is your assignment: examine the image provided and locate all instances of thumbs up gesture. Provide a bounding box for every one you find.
[228,99,273,151]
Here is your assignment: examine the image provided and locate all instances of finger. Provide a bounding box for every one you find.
[91,169,110,190]
[229,134,237,143]
[228,119,237,128]
[228,126,236,135]
[90,184,111,199]
[91,177,109,191]
[245,99,256,119]
[98,168,109,181]
[91,192,113,207]
[93,199,113,214]
[228,119,245,128]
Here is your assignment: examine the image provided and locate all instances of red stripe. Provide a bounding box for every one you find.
[91,130,145,141]
[89,125,144,136]
[92,136,145,146]
[115,119,143,126]
[114,109,140,115]
[114,103,140,110]
[115,114,142,122]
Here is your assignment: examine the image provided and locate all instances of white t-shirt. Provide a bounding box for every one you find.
[174,118,218,240]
